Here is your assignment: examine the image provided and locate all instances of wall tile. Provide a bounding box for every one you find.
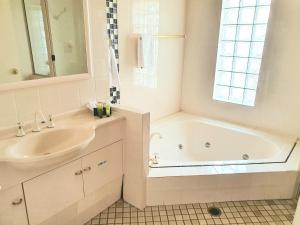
[39,85,62,116]
[57,82,81,113]
[0,91,18,127]
[94,78,110,101]
[159,0,186,34]
[79,79,96,106]
[93,58,108,79]
[118,0,185,121]
[14,88,40,122]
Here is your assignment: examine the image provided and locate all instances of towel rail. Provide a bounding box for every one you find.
[153,34,185,39]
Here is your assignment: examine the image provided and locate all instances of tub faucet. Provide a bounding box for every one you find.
[150,132,163,141]
[149,152,159,166]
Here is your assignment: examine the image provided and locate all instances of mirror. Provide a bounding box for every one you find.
[0,0,88,84]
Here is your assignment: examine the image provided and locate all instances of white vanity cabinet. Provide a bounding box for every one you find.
[23,159,84,225]
[82,141,123,195]
[0,184,28,225]
[23,141,123,225]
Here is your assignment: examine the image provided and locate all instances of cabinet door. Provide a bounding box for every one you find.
[82,141,123,195]
[23,159,84,225]
[0,185,28,225]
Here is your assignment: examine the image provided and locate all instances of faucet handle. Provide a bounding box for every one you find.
[16,122,26,137]
[47,115,55,128]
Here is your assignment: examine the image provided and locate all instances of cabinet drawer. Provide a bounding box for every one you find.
[82,141,123,195]
[0,185,28,225]
[23,159,83,225]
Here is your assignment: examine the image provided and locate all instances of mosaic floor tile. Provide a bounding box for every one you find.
[84,198,298,225]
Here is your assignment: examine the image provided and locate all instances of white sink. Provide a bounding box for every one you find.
[0,126,95,169]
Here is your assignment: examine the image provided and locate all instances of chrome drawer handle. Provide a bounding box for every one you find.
[12,198,23,206]
[83,166,91,172]
[98,160,107,166]
[74,170,83,175]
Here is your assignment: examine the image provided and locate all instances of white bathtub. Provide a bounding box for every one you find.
[150,113,297,167]
[147,113,300,205]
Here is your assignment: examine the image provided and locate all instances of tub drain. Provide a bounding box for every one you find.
[208,207,222,217]
[205,142,211,148]
[242,154,250,160]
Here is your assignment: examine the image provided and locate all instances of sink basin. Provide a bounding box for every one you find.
[0,126,95,169]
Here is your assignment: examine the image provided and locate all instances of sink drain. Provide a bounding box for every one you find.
[208,207,222,217]
[178,144,183,150]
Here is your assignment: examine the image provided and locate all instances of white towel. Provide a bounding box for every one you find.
[108,45,120,104]
[137,34,155,69]
[108,46,120,87]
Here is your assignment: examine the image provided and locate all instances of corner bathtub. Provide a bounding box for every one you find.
[150,113,298,168]
[147,113,300,205]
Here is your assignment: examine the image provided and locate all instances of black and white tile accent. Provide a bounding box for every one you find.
[106,0,120,104]
[110,86,120,105]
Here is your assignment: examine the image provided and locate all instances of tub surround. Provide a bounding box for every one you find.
[147,171,299,207]
[113,106,150,210]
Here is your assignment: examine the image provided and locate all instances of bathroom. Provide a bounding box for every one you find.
[0,0,300,224]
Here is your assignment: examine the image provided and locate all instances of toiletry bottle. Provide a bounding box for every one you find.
[93,108,98,117]
[103,102,107,117]
[106,102,111,117]
[97,103,103,118]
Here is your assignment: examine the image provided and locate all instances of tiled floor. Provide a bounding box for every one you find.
[84,199,297,225]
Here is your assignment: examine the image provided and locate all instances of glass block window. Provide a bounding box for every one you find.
[213,0,272,106]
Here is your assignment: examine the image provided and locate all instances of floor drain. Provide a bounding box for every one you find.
[208,207,222,217]
[205,142,211,148]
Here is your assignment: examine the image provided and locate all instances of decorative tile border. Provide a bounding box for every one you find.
[106,0,120,104]
[106,0,119,63]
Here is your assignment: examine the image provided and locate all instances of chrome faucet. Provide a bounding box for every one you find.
[150,132,163,141]
[32,111,46,132]
[47,115,55,128]
[16,122,26,137]
[149,152,159,166]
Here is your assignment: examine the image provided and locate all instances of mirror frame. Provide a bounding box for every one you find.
[0,0,92,92]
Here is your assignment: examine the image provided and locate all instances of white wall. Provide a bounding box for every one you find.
[0,0,108,128]
[181,0,300,137]
[118,0,185,121]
